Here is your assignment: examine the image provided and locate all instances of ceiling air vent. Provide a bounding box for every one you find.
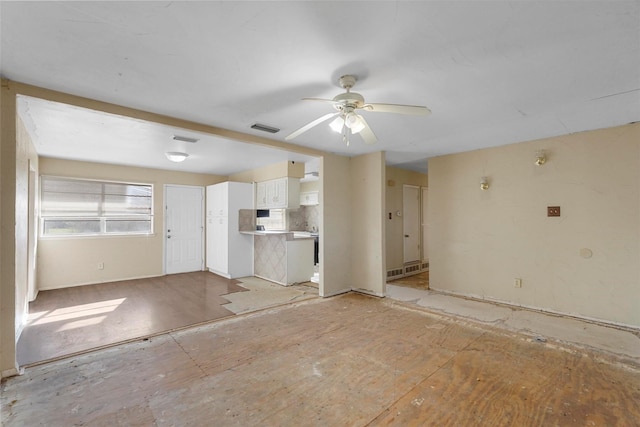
[251,123,280,134]
[172,135,199,143]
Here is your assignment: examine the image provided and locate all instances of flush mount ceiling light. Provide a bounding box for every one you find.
[165,151,189,162]
[166,135,198,162]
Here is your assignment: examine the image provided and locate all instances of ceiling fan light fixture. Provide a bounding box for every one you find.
[165,151,189,162]
[286,73,428,145]
[329,116,345,133]
[346,113,365,134]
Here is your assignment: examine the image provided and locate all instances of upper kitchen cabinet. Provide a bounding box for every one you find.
[300,191,319,206]
[255,177,300,209]
[206,183,229,217]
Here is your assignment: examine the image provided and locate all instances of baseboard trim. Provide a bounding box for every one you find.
[38,273,165,291]
[429,287,640,332]
[254,274,286,286]
[320,287,351,298]
[2,366,24,379]
[353,288,385,298]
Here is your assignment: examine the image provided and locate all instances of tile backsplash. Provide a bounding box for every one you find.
[238,207,318,232]
[288,205,319,232]
[238,209,255,232]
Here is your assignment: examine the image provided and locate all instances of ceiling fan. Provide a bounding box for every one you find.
[285,75,431,146]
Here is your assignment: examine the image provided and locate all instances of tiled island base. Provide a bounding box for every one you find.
[254,233,314,286]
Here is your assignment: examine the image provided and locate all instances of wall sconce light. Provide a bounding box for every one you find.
[480,177,489,190]
[535,150,546,166]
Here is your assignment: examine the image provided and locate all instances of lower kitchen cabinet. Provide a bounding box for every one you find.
[253,233,314,286]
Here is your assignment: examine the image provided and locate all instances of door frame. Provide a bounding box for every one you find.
[402,184,421,264]
[421,186,428,266]
[163,184,205,275]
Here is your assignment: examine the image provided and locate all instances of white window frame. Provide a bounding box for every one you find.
[40,175,154,238]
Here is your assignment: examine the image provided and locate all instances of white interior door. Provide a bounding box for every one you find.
[165,185,204,274]
[403,185,421,264]
[421,186,428,263]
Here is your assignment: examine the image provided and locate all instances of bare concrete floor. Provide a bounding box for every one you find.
[386,284,640,367]
[2,293,639,426]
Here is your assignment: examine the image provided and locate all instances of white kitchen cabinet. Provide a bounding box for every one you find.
[206,182,253,279]
[255,177,300,209]
[207,216,228,273]
[206,184,228,217]
[299,191,319,206]
[255,181,267,209]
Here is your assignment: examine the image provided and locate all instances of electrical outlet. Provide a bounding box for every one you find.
[514,278,522,288]
[547,206,561,217]
[98,262,104,270]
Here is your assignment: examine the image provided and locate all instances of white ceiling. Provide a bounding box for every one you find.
[2,1,639,175]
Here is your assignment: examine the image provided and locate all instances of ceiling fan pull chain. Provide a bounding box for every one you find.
[341,119,348,146]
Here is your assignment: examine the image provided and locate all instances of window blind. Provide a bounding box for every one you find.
[41,176,153,236]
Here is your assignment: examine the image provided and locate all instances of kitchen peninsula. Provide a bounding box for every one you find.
[241,230,314,286]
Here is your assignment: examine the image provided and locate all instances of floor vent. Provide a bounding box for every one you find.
[386,268,404,280]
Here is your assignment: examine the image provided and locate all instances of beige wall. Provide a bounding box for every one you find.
[300,179,320,193]
[319,154,352,297]
[385,166,428,271]
[16,116,39,336]
[0,81,39,377]
[1,80,20,376]
[229,160,305,183]
[37,158,225,289]
[429,123,640,327]
[351,152,386,296]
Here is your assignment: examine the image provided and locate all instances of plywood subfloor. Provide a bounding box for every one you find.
[3,293,639,426]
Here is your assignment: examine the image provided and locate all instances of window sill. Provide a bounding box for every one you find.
[39,233,156,240]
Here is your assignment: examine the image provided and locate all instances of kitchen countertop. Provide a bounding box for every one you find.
[240,230,317,240]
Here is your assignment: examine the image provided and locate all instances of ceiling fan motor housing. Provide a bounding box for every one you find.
[285,72,427,144]
[332,92,365,111]
[339,75,357,89]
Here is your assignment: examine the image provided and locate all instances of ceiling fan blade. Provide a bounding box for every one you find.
[364,103,431,116]
[285,112,339,141]
[357,115,378,145]
[302,97,336,104]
